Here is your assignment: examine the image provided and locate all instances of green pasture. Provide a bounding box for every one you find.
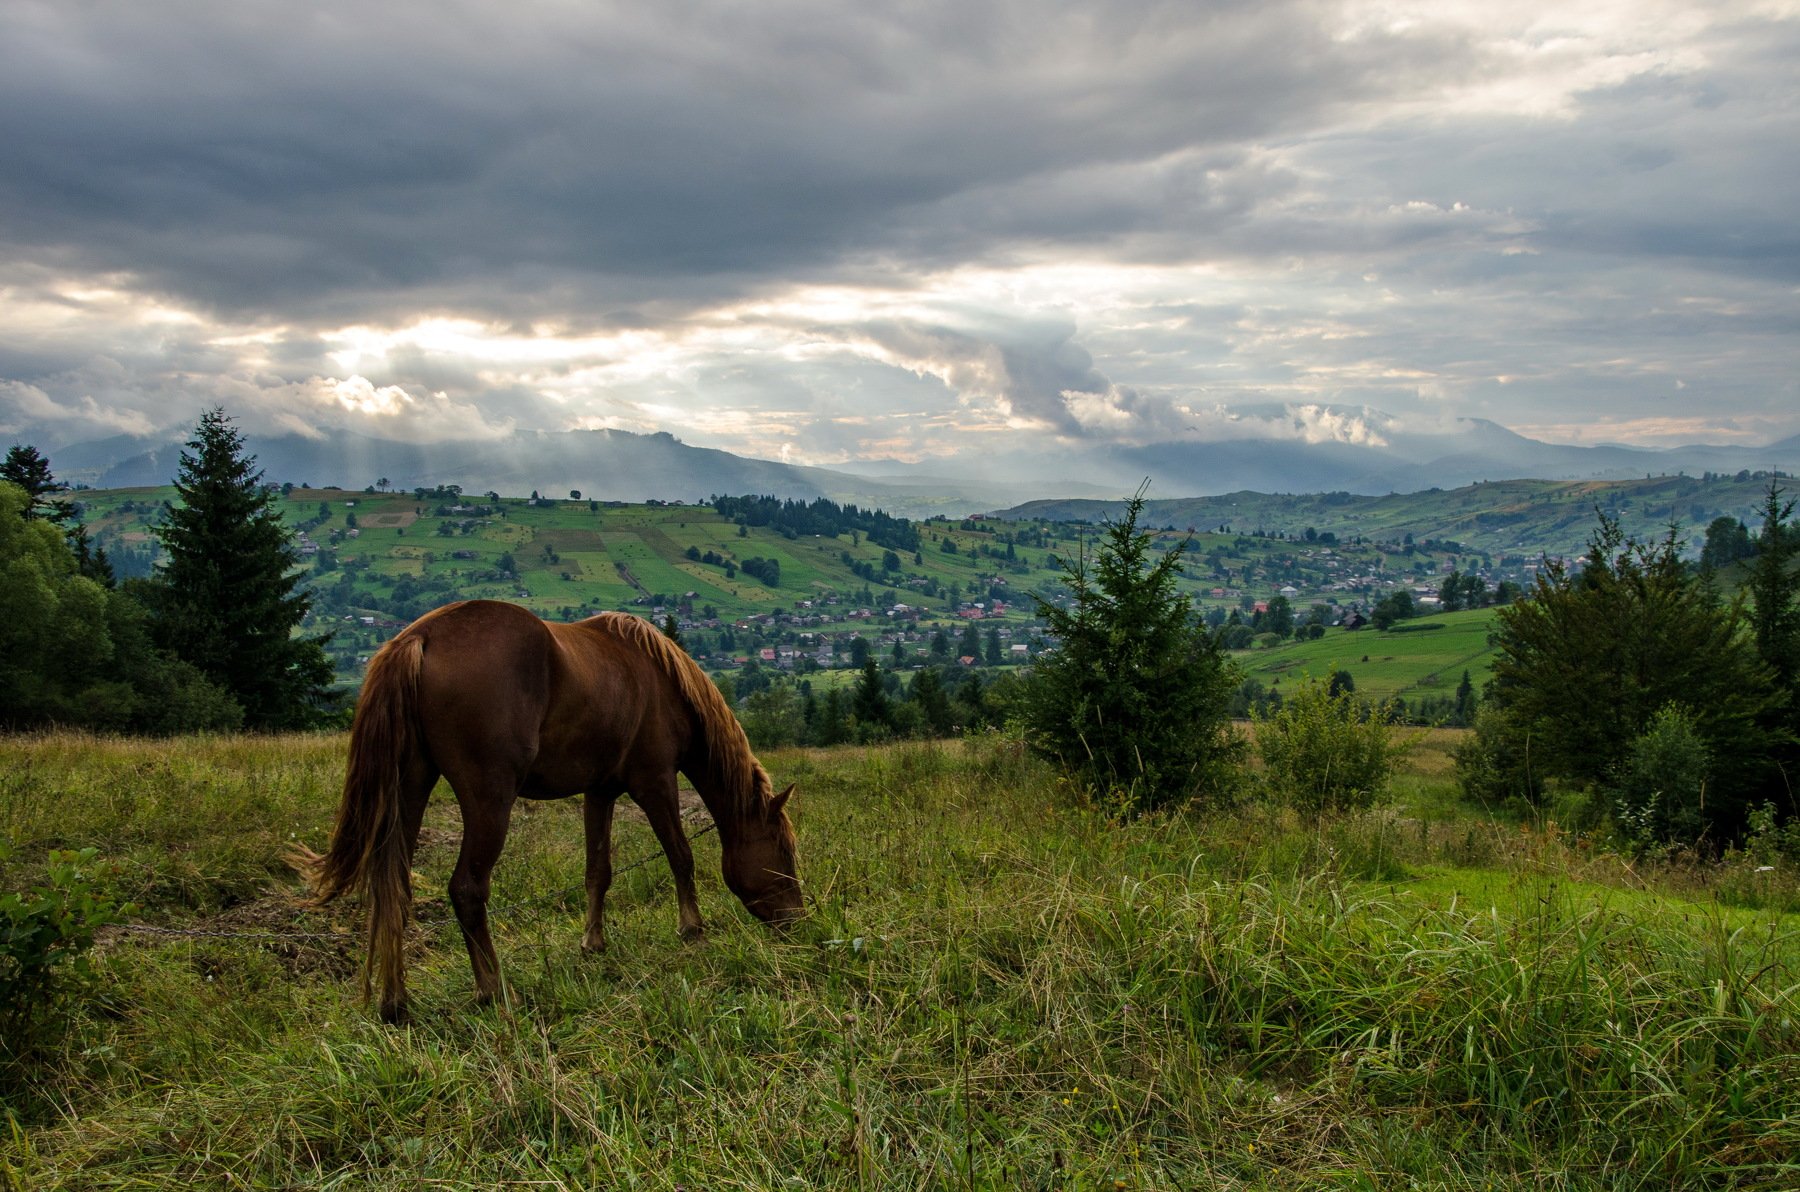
[1238,606,1501,703]
[6,729,1800,1188]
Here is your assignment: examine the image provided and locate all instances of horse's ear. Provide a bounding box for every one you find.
[771,783,796,815]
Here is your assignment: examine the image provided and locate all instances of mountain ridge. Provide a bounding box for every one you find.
[27,408,1800,518]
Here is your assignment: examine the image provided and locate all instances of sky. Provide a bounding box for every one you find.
[2,0,1797,469]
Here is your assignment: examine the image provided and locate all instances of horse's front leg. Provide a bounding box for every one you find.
[581,792,616,953]
[634,775,704,941]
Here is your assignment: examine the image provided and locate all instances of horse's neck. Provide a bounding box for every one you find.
[683,755,760,840]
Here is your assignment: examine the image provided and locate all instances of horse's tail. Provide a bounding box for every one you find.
[290,631,424,1009]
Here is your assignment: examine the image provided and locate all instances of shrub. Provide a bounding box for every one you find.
[1454,703,1547,809]
[738,683,807,749]
[1743,800,1800,867]
[0,846,127,1050]
[1254,675,1407,815]
[1612,703,1710,850]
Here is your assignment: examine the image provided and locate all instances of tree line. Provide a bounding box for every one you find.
[1,411,334,733]
[1456,484,1799,847]
[709,494,922,553]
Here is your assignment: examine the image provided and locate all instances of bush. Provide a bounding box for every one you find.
[1612,703,1710,850]
[1254,676,1407,815]
[738,683,807,749]
[1454,703,1547,809]
[0,846,127,1051]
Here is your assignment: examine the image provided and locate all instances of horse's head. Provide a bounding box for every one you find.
[725,783,803,925]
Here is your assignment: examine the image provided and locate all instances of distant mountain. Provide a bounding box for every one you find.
[849,409,1799,499]
[1094,412,1799,496]
[66,427,1109,519]
[33,405,1800,516]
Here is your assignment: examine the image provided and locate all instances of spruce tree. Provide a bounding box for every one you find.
[1023,487,1242,812]
[1749,479,1799,697]
[851,655,891,733]
[1,444,74,524]
[149,409,335,729]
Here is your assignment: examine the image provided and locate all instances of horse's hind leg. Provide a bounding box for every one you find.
[581,792,617,953]
[633,774,704,941]
[447,781,517,1007]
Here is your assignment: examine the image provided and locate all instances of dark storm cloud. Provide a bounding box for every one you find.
[0,0,1432,324]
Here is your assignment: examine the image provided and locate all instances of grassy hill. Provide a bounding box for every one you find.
[1238,607,1502,707]
[999,471,1787,560]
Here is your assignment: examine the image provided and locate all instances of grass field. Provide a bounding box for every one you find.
[1238,608,1502,704]
[5,729,1800,1189]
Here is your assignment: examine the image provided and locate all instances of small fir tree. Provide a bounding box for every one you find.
[909,666,955,737]
[1022,487,1242,812]
[851,655,892,734]
[148,409,335,730]
[1748,480,1799,697]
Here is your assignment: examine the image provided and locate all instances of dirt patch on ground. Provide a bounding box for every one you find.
[614,788,708,825]
[359,511,418,528]
[99,895,363,980]
[415,825,461,851]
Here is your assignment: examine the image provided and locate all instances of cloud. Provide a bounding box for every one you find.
[0,0,1797,465]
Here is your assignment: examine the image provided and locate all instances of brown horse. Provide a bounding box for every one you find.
[294,600,801,1023]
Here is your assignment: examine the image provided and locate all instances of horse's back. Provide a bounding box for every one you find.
[540,614,693,786]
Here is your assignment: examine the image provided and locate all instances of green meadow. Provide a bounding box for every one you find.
[5,729,1800,1189]
[1237,608,1502,705]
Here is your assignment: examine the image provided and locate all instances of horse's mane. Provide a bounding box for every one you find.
[591,613,772,819]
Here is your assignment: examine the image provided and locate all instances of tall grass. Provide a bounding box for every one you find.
[3,731,1799,1188]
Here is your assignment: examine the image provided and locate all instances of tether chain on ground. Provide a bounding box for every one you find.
[101,819,717,948]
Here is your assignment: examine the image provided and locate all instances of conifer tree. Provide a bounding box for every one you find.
[1,444,74,524]
[1023,487,1242,812]
[851,655,891,733]
[909,666,954,736]
[1749,479,1799,698]
[148,409,335,729]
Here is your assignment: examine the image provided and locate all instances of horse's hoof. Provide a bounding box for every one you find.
[581,936,607,955]
[379,1002,410,1026]
[679,925,705,943]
